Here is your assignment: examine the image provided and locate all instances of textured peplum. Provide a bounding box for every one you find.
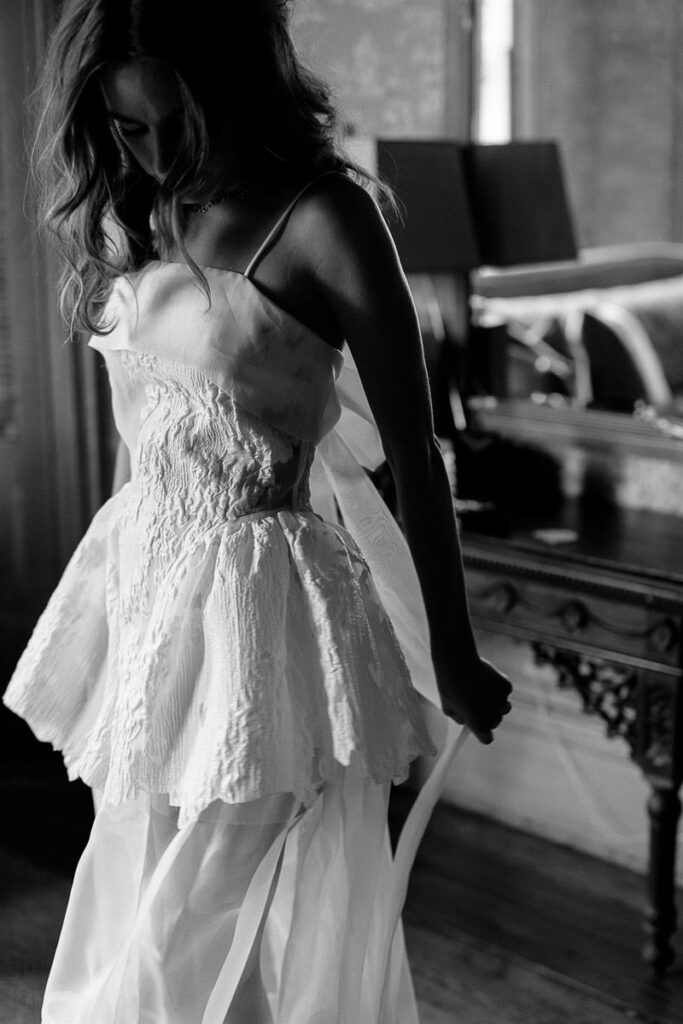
[4,262,436,826]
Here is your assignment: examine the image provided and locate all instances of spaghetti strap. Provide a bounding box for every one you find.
[243,171,338,280]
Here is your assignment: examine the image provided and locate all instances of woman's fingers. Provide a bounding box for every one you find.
[440,659,514,742]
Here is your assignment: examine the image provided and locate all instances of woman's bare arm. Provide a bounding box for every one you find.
[112,438,131,494]
[296,176,512,742]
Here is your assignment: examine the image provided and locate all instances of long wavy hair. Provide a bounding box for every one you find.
[33,0,386,337]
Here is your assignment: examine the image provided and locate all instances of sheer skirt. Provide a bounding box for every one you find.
[42,762,419,1024]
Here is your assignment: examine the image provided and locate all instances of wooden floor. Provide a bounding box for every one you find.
[396,791,683,1024]
[2,766,683,1023]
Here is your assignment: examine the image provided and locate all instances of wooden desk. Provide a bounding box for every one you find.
[461,501,683,974]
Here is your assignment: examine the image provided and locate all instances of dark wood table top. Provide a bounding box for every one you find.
[460,499,683,587]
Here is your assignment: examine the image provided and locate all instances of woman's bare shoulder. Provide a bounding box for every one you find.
[292,172,394,273]
[300,171,380,219]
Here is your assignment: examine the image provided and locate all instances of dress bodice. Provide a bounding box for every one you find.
[108,347,316,526]
[91,261,344,527]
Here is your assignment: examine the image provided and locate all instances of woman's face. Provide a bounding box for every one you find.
[101,59,185,185]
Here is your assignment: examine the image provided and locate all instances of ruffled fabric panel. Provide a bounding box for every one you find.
[1,489,124,770]
[4,498,434,828]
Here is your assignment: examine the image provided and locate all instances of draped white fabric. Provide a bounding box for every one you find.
[43,751,466,1024]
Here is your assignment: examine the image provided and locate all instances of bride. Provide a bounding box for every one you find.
[4,1,512,1020]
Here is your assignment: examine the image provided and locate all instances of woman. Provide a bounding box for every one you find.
[4,0,512,1021]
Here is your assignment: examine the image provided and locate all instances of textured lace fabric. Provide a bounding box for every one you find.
[115,348,316,609]
[3,263,436,827]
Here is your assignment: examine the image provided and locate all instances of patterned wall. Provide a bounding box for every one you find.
[291,0,449,138]
[514,0,683,247]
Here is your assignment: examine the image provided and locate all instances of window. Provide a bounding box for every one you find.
[477,0,514,143]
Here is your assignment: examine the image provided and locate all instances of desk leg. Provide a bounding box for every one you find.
[639,669,683,975]
[533,647,683,973]
[644,784,681,974]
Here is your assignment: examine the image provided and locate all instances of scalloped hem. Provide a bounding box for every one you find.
[58,730,434,829]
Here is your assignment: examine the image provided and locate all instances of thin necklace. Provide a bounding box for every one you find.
[189,186,251,215]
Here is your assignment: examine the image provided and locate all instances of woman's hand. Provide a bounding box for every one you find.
[435,650,513,745]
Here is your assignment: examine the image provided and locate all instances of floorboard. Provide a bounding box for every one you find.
[399,792,683,1024]
[405,923,646,1024]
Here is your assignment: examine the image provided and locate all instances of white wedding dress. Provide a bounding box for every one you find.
[3,182,467,1023]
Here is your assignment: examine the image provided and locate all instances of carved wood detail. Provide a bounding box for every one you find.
[473,581,679,652]
[533,643,640,757]
[464,550,682,613]
[640,679,679,781]
[531,644,681,784]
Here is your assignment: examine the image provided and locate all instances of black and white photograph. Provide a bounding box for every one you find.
[1,1,683,1022]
